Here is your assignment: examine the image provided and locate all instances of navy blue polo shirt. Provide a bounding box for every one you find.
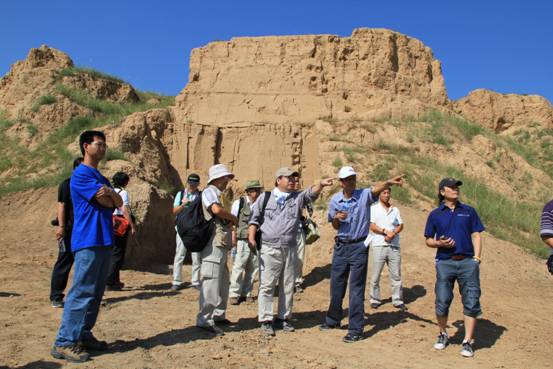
[424,202,485,260]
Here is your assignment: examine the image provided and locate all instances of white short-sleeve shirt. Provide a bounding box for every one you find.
[365,201,403,247]
[202,185,222,210]
[113,189,129,216]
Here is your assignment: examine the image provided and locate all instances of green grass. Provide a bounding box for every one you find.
[332,156,343,168]
[0,80,175,198]
[56,66,125,84]
[31,94,58,112]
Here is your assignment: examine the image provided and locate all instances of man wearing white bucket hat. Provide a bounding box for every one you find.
[248,167,334,336]
[196,164,238,336]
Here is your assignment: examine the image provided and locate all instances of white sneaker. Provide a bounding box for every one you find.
[461,341,474,357]
[433,332,448,350]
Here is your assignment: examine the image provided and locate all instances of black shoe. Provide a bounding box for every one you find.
[51,299,64,308]
[319,323,339,331]
[214,318,233,326]
[106,282,124,291]
[394,304,408,312]
[78,334,108,351]
[274,318,295,332]
[197,325,225,336]
[343,333,364,343]
[370,303,380,309]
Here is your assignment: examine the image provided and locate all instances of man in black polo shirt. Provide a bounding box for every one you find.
[50,157,83,307]
[424,178,485,358]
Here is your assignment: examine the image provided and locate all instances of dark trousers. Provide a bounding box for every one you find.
[50,238,74,302]
[325,241,368,335]
[107,232,128,286]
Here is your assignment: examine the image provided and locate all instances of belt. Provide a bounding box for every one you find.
[335,236,366,245]
[451,255,467,261]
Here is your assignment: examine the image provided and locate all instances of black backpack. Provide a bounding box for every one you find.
[175,191,214,253]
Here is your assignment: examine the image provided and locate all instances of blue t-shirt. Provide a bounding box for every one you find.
[424,202,485,260]
[327,188,375,242]
[70,164,115,251]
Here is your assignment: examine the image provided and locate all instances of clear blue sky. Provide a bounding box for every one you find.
[2,0,552,102]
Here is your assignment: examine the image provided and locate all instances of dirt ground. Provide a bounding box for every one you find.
[1,188,552,369]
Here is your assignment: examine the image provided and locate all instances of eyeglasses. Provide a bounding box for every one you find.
[286,176,299,182]
[89,141,108,148]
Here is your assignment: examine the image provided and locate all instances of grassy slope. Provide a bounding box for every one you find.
[0,67,174,196]
[326,110,553,258]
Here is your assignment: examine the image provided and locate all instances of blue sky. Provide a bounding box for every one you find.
[2,0,552,102]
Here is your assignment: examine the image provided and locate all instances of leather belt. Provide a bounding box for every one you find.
[335,237,366,245]
[451,255,467,261]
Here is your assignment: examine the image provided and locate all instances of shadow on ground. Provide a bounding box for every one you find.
[0,361,62,369]
[450,319,507,349]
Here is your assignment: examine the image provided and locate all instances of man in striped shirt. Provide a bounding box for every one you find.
[540,200,553,275]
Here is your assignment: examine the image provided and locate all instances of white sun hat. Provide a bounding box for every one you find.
[207,164,235,184]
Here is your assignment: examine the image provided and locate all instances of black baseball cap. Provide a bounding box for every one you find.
[438,178,463,191]
[187,173,200,184]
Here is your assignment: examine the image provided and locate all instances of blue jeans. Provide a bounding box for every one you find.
[435,257,482,318]
[54,246,112,346]
[325,241,368,335]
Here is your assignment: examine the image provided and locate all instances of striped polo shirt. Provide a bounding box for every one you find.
[540,200,553,255]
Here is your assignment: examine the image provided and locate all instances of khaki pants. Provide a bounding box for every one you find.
[173,226,201,286]
[229,240,258,298]
[196,231,230,327]
[369,245,403,305]
[258,245,297,322]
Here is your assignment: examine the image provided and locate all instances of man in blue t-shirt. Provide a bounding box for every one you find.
[51,130,123,363]
[424,178,485,358]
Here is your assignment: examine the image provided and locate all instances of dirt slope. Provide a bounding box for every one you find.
[1,189,551,369]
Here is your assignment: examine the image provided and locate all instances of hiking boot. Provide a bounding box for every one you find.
[294,284,304,293]
[274,318,295,332]
[246,296,256,303]
[394,304,408,312]
[170,284,184,292]
[261,322,275,336]
[461,341,474,358]
[433,332,448,350]
[191,283,200,290]
[51,344,89,363]
[229,297,240,305]
[51,299,64,308]
[78,334,108,351]
[343,333,363,343]
[198,325,225,336]
[370,302,380,309]
[319,322,339,331]
[238,296,248,303]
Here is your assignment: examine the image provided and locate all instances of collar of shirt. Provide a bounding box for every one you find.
[439,201,467,211]
[272,188,290,208]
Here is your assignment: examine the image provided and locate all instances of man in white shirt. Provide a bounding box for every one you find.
[229,180,263,305]
[366,186,406,311]
[197,164,238,336]
[171,173,202,291]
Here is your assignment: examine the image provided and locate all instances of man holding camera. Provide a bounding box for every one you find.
[424,178,484,358]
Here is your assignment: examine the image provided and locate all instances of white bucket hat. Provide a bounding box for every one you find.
[207,164,235,184]
[338,166,357,179]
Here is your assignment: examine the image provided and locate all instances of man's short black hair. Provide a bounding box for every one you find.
[112,172,130,188]
[72,157,84,169]
[79,130,106,155]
